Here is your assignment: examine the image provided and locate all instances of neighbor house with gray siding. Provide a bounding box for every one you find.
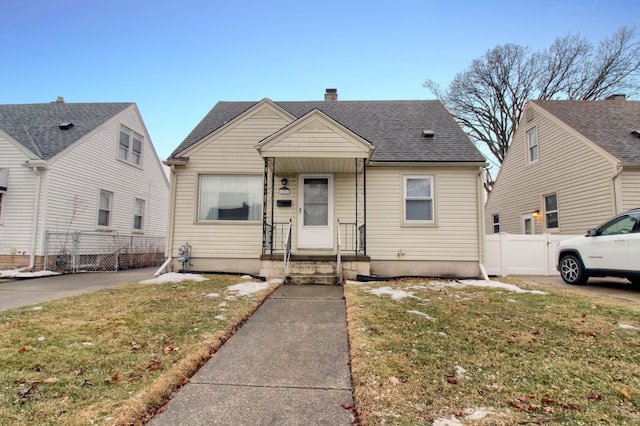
[164,90,487,282]
[485,95,640,236]
[0,100,169,271]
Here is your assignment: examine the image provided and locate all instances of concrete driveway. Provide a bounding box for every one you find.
[515,275,640,303]
[0,267,157,311]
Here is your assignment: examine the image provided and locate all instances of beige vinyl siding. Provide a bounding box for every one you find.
[41,106,168,253]
[0,135,37,255]
[366,166,481,261]
[485,105,618,235]
[170,113,291,258]
[620,169,640,210]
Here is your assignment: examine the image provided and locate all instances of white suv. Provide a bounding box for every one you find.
[556,208,640,285]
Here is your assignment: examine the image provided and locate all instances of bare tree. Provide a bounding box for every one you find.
[425,25,640,192]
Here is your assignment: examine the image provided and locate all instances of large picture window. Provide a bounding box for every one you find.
[198,175,262,221]
[404,176,434,222]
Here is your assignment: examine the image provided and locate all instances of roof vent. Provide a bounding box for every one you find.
[605,94,626,101]
[324,88,338,101]
[632,130,640,138]
[422,129,434,138]
[59,122,74,130]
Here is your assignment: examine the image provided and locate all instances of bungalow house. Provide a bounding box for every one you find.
[164,90,487,283]
[0,99,169,271]
[485,95,640,236]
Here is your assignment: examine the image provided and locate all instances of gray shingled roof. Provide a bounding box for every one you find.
[170,100,486,163]
[0,103,133,160]
[532,99,640,164]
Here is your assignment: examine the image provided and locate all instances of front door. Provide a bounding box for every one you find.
[298,174,334,249]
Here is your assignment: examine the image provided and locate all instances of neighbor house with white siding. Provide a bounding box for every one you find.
[164,90,487,283]
[485,95,640,236]
[0,99,169,271]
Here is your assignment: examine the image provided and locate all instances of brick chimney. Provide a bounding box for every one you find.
[55,96,65,103]
[324,88,338,101]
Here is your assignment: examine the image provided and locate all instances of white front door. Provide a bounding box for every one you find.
[298,174,334,249]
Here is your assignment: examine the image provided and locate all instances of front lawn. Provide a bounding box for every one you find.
[345,278,640,425]
[0,274,277,425]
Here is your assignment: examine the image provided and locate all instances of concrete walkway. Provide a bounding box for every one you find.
[149,285,354,425]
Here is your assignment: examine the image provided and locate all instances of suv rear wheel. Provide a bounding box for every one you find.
[560,254,588,285]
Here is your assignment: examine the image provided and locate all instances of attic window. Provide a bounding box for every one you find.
[59,122,74,130]
[422,129,434,138]
[631,130,640,138]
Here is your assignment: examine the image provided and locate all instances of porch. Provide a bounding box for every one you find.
[255,110,374,284]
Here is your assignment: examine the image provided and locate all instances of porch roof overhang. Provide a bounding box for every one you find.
[255,109,374,174]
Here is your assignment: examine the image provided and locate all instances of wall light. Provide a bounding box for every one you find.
[279,177,290,195]
[532,209,540,217]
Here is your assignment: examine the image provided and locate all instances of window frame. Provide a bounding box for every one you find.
[197,175,263,223]
[527,127,539,163]
[403,175,435,225]
[117,125,144,166]
[133,198,145,231]
[0,192,4,224]
[492,214,500,233]
[98,190,113,228]
[543,192,559,231]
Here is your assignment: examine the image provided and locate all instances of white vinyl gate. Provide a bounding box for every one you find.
[484,233,581,277]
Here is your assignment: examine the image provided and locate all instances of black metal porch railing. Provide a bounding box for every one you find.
[338,222,366,254]
[263,222,293,253]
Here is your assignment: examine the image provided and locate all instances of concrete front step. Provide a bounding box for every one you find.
[286,274,338,286]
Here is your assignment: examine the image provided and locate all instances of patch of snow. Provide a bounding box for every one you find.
[368,286,419,301]
[456,365,467,377]
[432,415,463,426]
[407,310,435,321]
[205,293,220,298]
[214,315,226,321]
[82,342,93,346]
[619,323,639,330]
[433,407,495,425]
[33,306,43,311]
[37,336,45,341]
[218,301,227,307]
[240,275,253,280]
[226,281,270,296]
[0,269,61,279]
[426,279,547,294]
[140,272,207,285]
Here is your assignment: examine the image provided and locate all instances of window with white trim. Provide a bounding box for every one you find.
[98,190,113,227]
[0,192,4,222]
[198,175,262,221]
[527,127,538,163]
[492,214,500,233]
[404,176,434,222]
[118,125,143,166]
[544,193,559,230]
[133,198,145,230]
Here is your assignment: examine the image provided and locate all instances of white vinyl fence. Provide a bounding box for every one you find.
[484,233,581,277]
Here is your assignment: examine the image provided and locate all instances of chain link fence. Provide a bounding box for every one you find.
[44,231,165,273]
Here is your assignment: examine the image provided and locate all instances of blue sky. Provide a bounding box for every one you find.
[2,0,638,160]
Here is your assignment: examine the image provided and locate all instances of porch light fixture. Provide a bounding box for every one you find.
[532,209,540,217]
[279,177,290,195]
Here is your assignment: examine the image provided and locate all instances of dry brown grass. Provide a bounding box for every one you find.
[0,274,278,425]
[345,278,640,425]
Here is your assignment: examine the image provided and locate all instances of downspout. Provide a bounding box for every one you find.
[24,162,44,270]
[477,166,489,280]
[611,162,624,214]
[163,165,178,272]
